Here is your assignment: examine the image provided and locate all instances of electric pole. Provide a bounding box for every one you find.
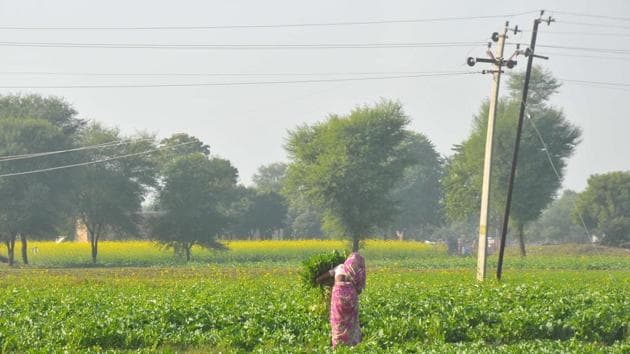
[466,22,518,281]
[496,11,554,281]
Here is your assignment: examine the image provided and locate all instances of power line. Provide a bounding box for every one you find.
[0,41,484,50]
[523,29,630,38]
[535,44,630,55]
[0,71,479,89]
[0,70,477,78]
[525,111,592,239]
[555,20,630,30]
[560,78,630,88]
[7,39,630,56]
[545,51,630,62]
[551,10,630,22]
[0,11,538,31]
[508,42,630,55]
[0,141,194,178]
[561,82,630,92]
[0,138,154,162]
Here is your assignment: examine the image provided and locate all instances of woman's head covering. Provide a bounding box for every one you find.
[343,252,366,294]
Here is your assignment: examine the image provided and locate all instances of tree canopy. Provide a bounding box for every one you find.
[284,100,417,251]
[152,153,237,260]
[74,123,158,263]
[389,132,444,239]
[443,66,581,255]
[252,162,287,194]
[0,118,75,265]
[527,190,588,244]
[575,171,630,246]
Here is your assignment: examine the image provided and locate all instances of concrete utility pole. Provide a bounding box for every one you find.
[496,12,554,281]
[466,22,518,281]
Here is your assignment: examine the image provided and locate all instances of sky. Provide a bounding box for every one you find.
[0,0,628,192]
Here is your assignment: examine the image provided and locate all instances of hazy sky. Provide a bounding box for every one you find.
[0,0,628,192]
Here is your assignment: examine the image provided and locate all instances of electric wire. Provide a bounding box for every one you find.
[5,39,630,57]
[0,70,476,78]
[0,41,485,50]
[0,141,195,178]
[0,138,154,162]
[544,51,630,62]
[555,20,630,30]
[529,44,630,55]
[560,79,630,88]
[550,10,630,22]
[0,140,117,160]
[0,71,479,89]
[523,29,630,38]
[0,11,539,31]
[524,110,592,239]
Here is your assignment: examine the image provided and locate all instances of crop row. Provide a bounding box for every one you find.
[0,268,628,352]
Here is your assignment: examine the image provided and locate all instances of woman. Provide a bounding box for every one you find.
[316,252,366,348]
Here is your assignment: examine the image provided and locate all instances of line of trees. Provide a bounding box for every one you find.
[1,67,629,265]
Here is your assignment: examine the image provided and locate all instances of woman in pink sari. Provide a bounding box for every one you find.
[317,252,366,348]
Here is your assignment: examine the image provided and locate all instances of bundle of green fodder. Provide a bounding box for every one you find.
[300,250,347,318]
[300,250,347,290]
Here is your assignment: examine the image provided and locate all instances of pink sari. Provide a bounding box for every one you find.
[330,252,366,348]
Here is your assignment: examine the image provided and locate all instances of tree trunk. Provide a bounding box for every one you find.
[89,224,101,264]
[352,237,359,253]
[186,244,191,262]
[517,223,526,257]
[20,234,28,265]
[5,236,16,266]
[90,239,98,264]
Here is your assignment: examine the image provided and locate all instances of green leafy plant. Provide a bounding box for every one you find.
[300,250,347,290]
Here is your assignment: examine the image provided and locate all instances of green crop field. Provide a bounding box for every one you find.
[1,241,629,353]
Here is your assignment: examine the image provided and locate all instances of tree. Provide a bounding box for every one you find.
[152,153,237,260]
[249,163,291,238]
[527,190,588,244]
[443,67,581,256]
[252,162,287,193]
[0,94,84,264]
[246,191,288,238]
[252,162,326,239]
[284,100,417,251]
[0,118,74,265]
[288,207,323,238]
[574,172,630,246]
[0,94,85,134]
[158,133,210,165]
[75,123,157,264]
[389,132,444,239]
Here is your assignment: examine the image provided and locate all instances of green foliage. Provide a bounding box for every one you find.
[0,265,629,352]
[0,94,85,265]
[507,66,561,106]
[0,118,76,265]
[299,250,347,290]
[252,162,287,193]
[0,94,85,134]
[575,171,630,246]
[75,123,158,263]
[288,207,324,238]
[245,191,289,237]
[152,153,237,260]
[157,133,210,169]
[527,190,588,243]
[443,67,581,254]
[389,132,444,238]
[284,100,418,250]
